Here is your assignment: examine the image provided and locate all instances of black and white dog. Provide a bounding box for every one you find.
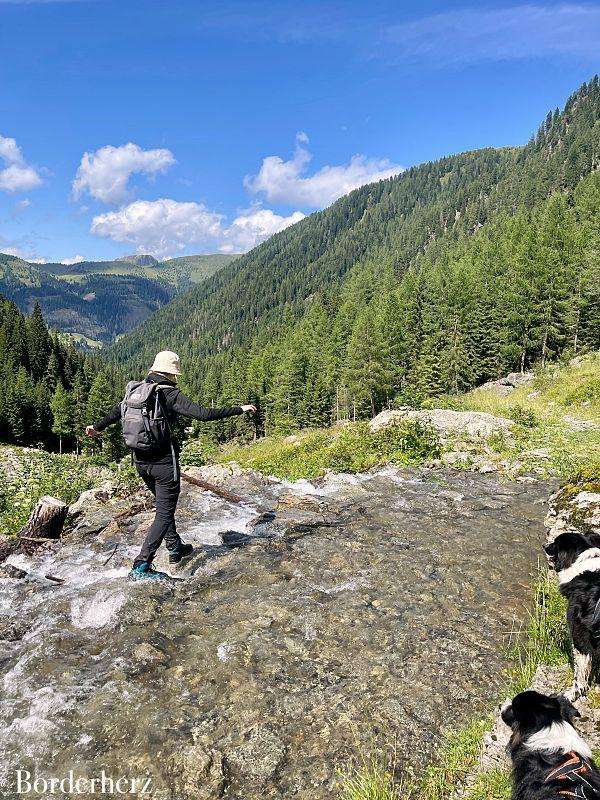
[502,690,600,799]
[544,531,600,700]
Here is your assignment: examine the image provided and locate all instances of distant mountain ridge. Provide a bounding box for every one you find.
[0,252,237,346]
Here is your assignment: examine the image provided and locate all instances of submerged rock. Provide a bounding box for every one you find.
[0,465,550,798]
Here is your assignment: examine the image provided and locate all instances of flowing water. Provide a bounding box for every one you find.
[0,466,551,799]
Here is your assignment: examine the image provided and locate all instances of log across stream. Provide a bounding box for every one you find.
[0,466,551,799]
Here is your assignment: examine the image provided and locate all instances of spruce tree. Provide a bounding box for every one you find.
[50,381,74,454]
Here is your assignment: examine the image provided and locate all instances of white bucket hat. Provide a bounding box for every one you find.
[150,350,182,376]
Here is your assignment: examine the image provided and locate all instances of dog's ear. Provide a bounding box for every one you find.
[501,700,515,726]
[557,694,581,723]
[544,541,558,558]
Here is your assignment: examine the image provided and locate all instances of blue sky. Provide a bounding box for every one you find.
[0,0,598,263]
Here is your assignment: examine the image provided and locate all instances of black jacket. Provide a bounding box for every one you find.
[94,372,243,463]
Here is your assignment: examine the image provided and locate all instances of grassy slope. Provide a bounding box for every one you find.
[446,354,600,480]
[43,253,237,290]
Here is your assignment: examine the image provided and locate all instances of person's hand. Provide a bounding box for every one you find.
[85,425,100,437]
[241,404,257,414]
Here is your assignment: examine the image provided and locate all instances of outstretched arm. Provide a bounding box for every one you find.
[86,403,121,437]
[170,389,255,421]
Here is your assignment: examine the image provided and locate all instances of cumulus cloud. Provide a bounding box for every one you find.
[219,206,305,253]
[60,254,86,265]
[244,132,402,208]
[91,199,223,257]
[73,142,176,204]
[0,135,43,193]
[90,198,304,258]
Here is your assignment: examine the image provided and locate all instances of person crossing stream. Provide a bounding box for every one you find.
[85,350,256,580]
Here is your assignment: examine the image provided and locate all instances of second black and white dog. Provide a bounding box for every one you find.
[545,531,600,700]
[502,690,600,799]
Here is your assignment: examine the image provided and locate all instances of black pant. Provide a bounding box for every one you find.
[133,461,181,567]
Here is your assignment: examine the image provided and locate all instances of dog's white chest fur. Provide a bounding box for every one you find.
[558,548,600,585]
[525,721,592,759]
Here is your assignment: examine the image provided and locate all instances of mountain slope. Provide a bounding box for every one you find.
[112,79,600,370]
[43,253,236,292]
[0,252,236,346]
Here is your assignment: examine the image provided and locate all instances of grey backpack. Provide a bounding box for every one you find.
[120,381,172,451]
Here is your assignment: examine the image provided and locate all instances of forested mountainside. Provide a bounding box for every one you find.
[0,252,235,346]
[111,77,600,438]
[0,298,127,453]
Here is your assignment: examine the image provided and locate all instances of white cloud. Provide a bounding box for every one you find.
[73,142,176,204]
[90,198,304,258]
[90,199,224,258]
[60,254,86,265]
[244,132,402,209]
[219,206,305,253]
[0,135,43,193]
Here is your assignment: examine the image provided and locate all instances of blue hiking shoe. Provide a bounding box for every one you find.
[168,543,194,564]
[129,562,170,581]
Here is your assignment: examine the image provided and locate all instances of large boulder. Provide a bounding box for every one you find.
[479,372,534,395]
[368,407,513,441]
[545,484,600,543]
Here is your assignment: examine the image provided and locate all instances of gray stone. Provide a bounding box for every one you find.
[369,407,513,440]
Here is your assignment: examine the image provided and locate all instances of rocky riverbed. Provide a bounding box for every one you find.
[0,465,551,799]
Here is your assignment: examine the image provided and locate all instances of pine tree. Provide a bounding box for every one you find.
[343,307,387,419]
[26,302,51,380]
[50,381,74,454]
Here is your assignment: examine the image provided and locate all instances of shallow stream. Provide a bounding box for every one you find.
[0,466,550,799]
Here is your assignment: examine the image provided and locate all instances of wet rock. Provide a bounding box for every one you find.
[167,744,226,800]
[0,564,27,579]
[228,727,287,783]
[0,536,19,565]
[369,408,513,440]
[68,481,116,517]
[133,643,168,666]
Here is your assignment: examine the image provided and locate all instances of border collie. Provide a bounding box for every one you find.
[502,690,600,799]
[544,531,600,700]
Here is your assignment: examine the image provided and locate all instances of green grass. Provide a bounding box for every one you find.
[340,757,401,800]
[0,447,136,536]
[463,769,511,800]
[445,352,600,482]
[415,721,490,800]
[508,567,571,692]
[205,420,441,481]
